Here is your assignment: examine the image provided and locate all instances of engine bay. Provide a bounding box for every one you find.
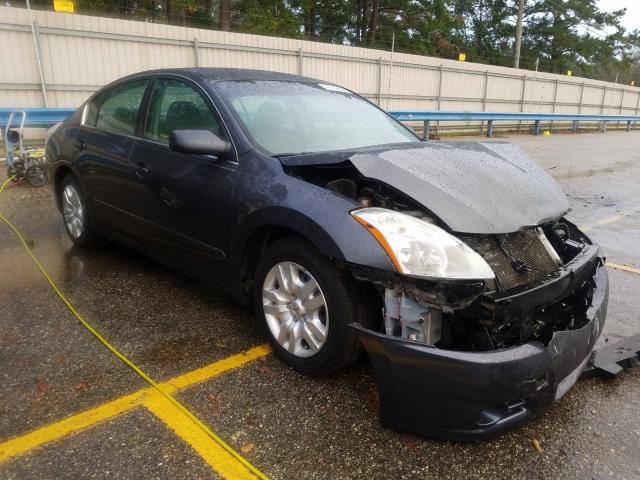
[287,161,598,352]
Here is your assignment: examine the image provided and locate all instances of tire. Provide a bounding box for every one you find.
[7,166,20,182]
[253,236,374,375]
[59,175,100,247]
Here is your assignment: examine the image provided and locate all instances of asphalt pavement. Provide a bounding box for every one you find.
[0,130,639,479]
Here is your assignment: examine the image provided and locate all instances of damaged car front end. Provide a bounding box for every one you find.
[280,141,608,441]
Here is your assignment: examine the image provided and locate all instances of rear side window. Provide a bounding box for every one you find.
[144,78,225,144]
[86,80,148,136]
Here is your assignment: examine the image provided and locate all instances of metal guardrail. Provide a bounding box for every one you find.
[2,107,639,139]
[0,108,75,129]
[388,110,640,138]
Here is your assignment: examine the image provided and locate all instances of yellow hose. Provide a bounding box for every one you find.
[0,177,268,480]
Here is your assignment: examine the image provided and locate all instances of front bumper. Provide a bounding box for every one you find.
[352,246,608,442]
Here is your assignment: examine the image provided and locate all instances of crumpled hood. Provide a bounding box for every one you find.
[349,141,569,234]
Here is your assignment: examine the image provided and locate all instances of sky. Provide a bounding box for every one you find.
[598,0,640,33]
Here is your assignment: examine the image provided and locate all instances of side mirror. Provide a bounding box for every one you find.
[169,130,231,156]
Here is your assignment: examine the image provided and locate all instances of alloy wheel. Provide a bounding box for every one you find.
[62,184,84,239]
[262,261,329,358]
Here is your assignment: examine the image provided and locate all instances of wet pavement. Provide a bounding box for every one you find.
[0,130,639,479]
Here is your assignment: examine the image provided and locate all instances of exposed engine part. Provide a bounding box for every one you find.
[357,196,373,207]
[357,219,595,353]
[326,178,357,198]
[544,220,586,260]
[287,162,440,223]
[461,228,562,291]
[497,236,532,273]
[350,264,486,310]
[384,288,442,344]
[536,227,563,266]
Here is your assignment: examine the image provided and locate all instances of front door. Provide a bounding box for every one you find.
[127,77,237,280]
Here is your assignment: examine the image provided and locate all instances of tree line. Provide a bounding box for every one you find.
[26,0,640,83]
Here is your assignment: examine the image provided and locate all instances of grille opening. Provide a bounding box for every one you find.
[461,228,560,291]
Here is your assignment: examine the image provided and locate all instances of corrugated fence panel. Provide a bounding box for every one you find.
[2,4,640,137]
[583,85,605,107]
[3,29,40,84]
[487,75,523,103]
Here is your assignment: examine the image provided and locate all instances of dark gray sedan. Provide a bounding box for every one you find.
[46,68,608,441]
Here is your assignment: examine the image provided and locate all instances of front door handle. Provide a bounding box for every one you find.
[75,140,87,150]
[133,162,150,178]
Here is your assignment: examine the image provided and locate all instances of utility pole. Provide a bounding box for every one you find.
[514,0,524,69]
[25,0,48,106]
[385,33,395,109]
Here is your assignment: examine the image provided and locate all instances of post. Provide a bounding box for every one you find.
[618,88,625,130]
[600,85,607,131]
[436,64,443,135]
[635,91,640,130]
[534,120,541,136]
[298,48,303,75]
[518,75,526,133]
[578,82,585,114]
[550,79,558,131]
[193,38,200,67]
[514,0,524,69]
[423,120,431,141]
[480,70,489,135]
[376,57,383,105]
[384,32,396,110]
[487,120,494,138]
[27,3,48,107]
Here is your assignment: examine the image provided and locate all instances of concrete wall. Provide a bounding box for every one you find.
[1,5,639,128]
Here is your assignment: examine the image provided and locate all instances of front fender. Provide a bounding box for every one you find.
[231,153,395,271]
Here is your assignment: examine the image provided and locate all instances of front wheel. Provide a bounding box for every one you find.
[59,175,100,247]
[254,237,374,375]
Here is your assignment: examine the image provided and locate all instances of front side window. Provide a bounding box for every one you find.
[144,78,225,145]
[214,80,419,156]
[89,80,148,136]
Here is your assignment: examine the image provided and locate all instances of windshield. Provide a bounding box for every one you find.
[214,80,419,156]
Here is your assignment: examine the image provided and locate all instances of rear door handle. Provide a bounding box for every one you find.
[75,140,87,150]
[133,162,150,178]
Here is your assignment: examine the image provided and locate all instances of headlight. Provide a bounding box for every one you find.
[351,207,494,280]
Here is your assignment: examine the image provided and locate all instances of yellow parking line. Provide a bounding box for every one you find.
[0,390,147,463]
[163,345,271,391]
[606,261,640,275]
[580,207,640,232]
[144,392,258,480]
[0,345,270,466]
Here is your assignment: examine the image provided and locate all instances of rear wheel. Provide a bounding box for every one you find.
[59,175,100,247]
[254,236,373,375]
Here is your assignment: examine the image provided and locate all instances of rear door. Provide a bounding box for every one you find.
[126,76,238,279]
[72,79,150,229]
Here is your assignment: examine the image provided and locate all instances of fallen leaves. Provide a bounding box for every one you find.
[207,393,221,413]
[257,364,275,377]
[532,438,544,453]
[74,381,89,392]
[240,443,255,453]
[36,379,48,396]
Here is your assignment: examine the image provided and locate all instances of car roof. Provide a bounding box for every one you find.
[125,67,322,84]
